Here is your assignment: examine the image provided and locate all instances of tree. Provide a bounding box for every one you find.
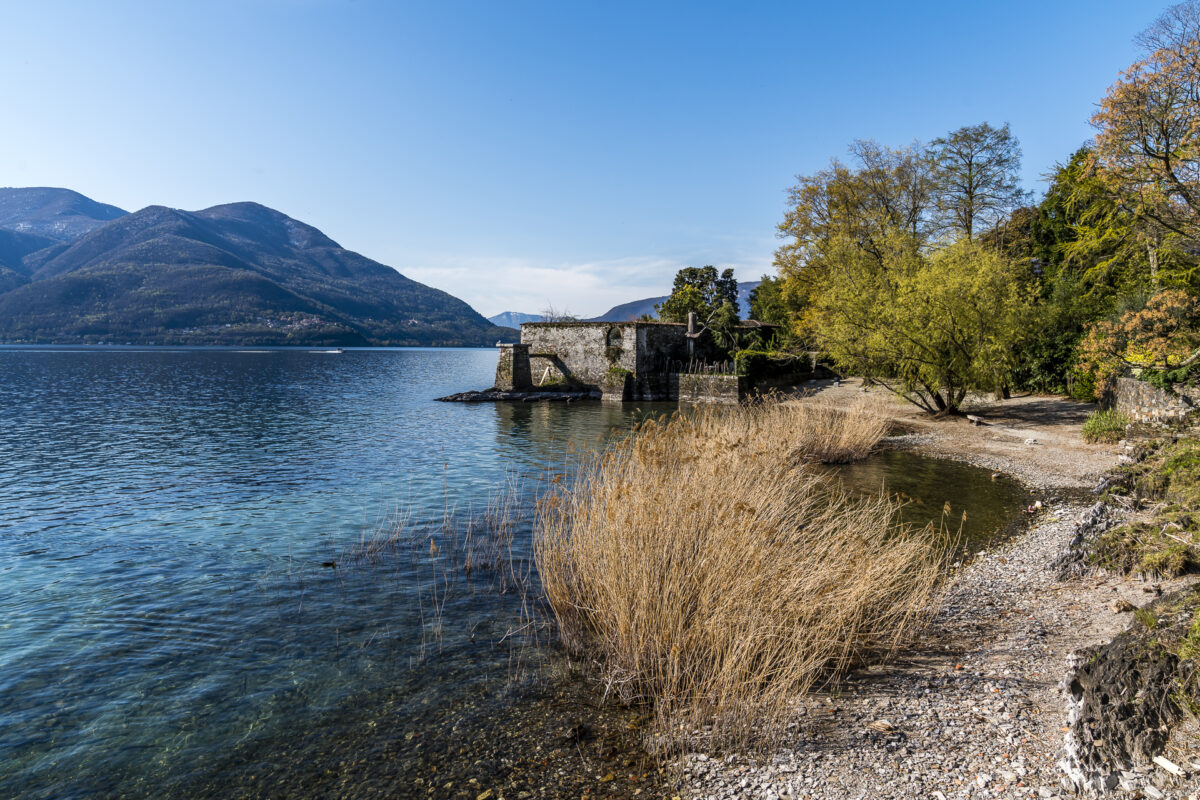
[1091,2,1200,269]
[655,266,740,323]
[774,141,934,338]
[1078,289,1200,396]
[748,275,790,325]
[929,122,1029,240]
[540,304,579,322]
[814,237,1033,414]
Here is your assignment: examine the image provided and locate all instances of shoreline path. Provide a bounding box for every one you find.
[686,380,1199,799]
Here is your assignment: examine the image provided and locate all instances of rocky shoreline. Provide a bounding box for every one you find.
[683,387,1200,799]
[435,388,598,402]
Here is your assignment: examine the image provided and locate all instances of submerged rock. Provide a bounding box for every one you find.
[435,388,599,402]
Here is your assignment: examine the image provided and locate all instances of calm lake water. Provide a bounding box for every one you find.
[0,347,1029,799]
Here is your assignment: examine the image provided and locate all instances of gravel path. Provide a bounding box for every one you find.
[789,379,1116,490]
[685,385,1200,798]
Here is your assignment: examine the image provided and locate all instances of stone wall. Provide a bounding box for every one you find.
[677,374,742,404]
[508,321,795,402]
[634,323,694,399]
[494,343,531,391]
[1112,377,1200,424]
[520,322,696,400]
[522,323,639,388]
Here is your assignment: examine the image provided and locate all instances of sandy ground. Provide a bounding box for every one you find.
[685,381,1200,799]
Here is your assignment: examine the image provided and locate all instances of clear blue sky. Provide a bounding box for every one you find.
[0,1,1158,317]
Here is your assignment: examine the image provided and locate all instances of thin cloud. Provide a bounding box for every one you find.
[400,246,776,319]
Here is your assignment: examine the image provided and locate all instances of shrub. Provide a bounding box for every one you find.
[733,349,809,382]
[1087,438,1200,579]
[1082,408,1131,443]
[1069,370,1098,403]
[1077,290,1200,399]
[534,397,951,751]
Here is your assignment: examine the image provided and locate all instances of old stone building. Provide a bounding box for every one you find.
[494,319,782,401]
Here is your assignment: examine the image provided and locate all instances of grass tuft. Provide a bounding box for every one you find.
[534,397,953,752]
[1082,408,1131,444]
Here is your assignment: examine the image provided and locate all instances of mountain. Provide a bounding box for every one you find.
[587,281,762,322]
[488,311,545,327]
[0,193,512,347]
[586,295,667,322]
[0,188,127,242]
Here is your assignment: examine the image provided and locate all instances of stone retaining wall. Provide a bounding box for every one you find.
[677,374,742,404]
[1113,377,1200,424]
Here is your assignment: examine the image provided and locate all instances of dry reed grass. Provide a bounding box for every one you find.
[534,397,953,751]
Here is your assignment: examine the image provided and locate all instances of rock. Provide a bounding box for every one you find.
[1060,587,1200,792]
[1050,501,1113,579]
[435,388,598,402]
[1154,755,1186,777]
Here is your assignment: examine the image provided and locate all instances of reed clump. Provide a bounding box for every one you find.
[534,397,952,751]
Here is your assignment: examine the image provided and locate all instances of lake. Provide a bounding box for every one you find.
[0,346,1028,799]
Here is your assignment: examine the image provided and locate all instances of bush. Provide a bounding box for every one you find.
[1082,408,1131,443]
[534,398,951,751]
[1087,438,1200,579]
[733,349,808,382]
[1069,370,1098,403]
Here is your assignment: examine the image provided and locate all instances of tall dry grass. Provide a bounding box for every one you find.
[534,397,952,751]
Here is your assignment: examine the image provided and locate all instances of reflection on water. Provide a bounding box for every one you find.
[0,347,1027,799]
[828,448,1034,549]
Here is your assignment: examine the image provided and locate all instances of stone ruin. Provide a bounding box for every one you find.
[494,317,792,402]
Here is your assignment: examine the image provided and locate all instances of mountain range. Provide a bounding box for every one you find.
[487,311,545,327]
[0,188,512,346]
[488,281,762,326]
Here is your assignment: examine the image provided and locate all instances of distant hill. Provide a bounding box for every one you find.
[488,311,545,327]
[0,191,513,347]
[587,281,761,322]
[0,187,127,242]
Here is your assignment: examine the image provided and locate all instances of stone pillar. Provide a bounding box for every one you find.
[601,370,631,402]
[495,343,532,391]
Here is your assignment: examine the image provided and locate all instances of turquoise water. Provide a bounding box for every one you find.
[0,347,672,799]
[0,347,1029,798]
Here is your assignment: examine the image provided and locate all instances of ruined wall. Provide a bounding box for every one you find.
[511,322,799,402]
[494,343,531,391]
[1113,377,1200,424]
[520,322,698,400]
[633,323,691,400]
[677,374,742,404]
[521,323,639,389]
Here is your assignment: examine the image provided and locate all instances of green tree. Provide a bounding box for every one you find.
[929,122,1029,240]
[1089,2,1200,287]
[775,141,933,338]
[815,237,1033,414]
[655,266,740,323]
[748,275,790,325]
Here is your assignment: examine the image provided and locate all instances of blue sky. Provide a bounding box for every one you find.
[0,1,1158,317]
